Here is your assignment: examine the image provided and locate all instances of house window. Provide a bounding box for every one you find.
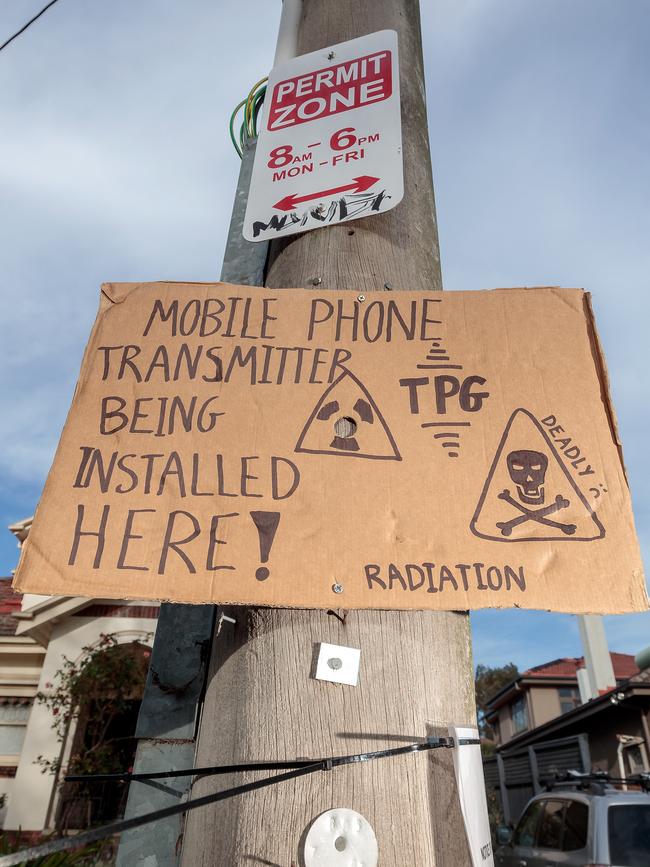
[0,700,32,767]
[511,695,528,733]
[624,743,648,775]
[513,800,544,847]
[537,799,565,849]
[563,800,589,851]
[558,687,580,715]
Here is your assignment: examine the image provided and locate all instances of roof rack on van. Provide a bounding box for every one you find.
[542,770,650,795]
[543,769,610,794]
[627,772,650,792]
[542,769,650,794]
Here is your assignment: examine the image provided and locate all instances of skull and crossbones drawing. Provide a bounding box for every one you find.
[496,449,577,537]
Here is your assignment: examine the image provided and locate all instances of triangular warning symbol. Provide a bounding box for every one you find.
[295,369,401,461]
[471,408,605,542]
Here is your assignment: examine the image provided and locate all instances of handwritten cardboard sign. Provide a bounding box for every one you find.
[14,282,647,613]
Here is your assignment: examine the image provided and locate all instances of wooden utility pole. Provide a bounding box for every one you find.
[181,1,476,864]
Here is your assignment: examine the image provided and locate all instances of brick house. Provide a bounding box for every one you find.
[483,654,650,823]
[0,517,160,833]
[485,653,639,747]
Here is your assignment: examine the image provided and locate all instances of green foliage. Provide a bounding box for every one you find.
[3,635,147,860]
[0,832,104,865]
[475,662,520,740]
[480,740,496,758]
[485,787,506,846]
[35,633,150,779]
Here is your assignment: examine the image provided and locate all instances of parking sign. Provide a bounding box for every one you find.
[243,30,403,242]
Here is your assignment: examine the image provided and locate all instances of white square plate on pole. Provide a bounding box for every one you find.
[243,29,403,242]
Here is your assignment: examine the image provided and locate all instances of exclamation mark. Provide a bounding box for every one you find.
[250,511,281,581]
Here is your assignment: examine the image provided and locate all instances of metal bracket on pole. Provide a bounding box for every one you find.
[116,140,269,867]
[115,603,215,867]
[219,141,269,285]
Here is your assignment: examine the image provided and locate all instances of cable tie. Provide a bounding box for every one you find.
[8,737,484,867]
[63,736,481,785]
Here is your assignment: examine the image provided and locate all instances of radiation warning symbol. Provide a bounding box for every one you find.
[295,369,401,460]
[471,408,605,542]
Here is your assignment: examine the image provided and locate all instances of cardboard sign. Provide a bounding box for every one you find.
[14,282,647,614]
[243,30,403,241]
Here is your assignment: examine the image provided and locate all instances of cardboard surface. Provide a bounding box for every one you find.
[14,282,647,613]
[243,30,403,241]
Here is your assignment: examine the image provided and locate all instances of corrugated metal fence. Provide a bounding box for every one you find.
[484,734,591,824]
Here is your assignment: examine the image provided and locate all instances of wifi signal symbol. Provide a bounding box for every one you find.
[434,431,460,458]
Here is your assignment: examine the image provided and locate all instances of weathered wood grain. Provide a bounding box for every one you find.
[265,0,442,294]
[181,2,475,865]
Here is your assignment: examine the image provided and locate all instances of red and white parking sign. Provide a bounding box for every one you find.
[243,30,403,242]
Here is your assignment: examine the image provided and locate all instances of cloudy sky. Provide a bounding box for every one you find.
[1,0,648,672]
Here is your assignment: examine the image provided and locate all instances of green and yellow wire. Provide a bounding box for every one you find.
[229,76,268,158]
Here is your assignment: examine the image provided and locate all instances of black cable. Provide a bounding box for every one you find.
[64,736,480,784]
[0,737,479,865]
[0,763,323,867]
[0,0,62,55]
[65,757,318,784]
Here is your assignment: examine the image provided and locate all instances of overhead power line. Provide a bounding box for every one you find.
[0,0,62,55]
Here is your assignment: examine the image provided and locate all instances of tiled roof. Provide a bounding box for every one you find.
[522,652,638,680]
[0,578,21,605]
[0,578,23,637]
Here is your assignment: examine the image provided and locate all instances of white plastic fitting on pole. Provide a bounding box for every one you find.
[576,667,591,705]
[636,644,650,671]
[578,614,616,699]
[274,0,302,65]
